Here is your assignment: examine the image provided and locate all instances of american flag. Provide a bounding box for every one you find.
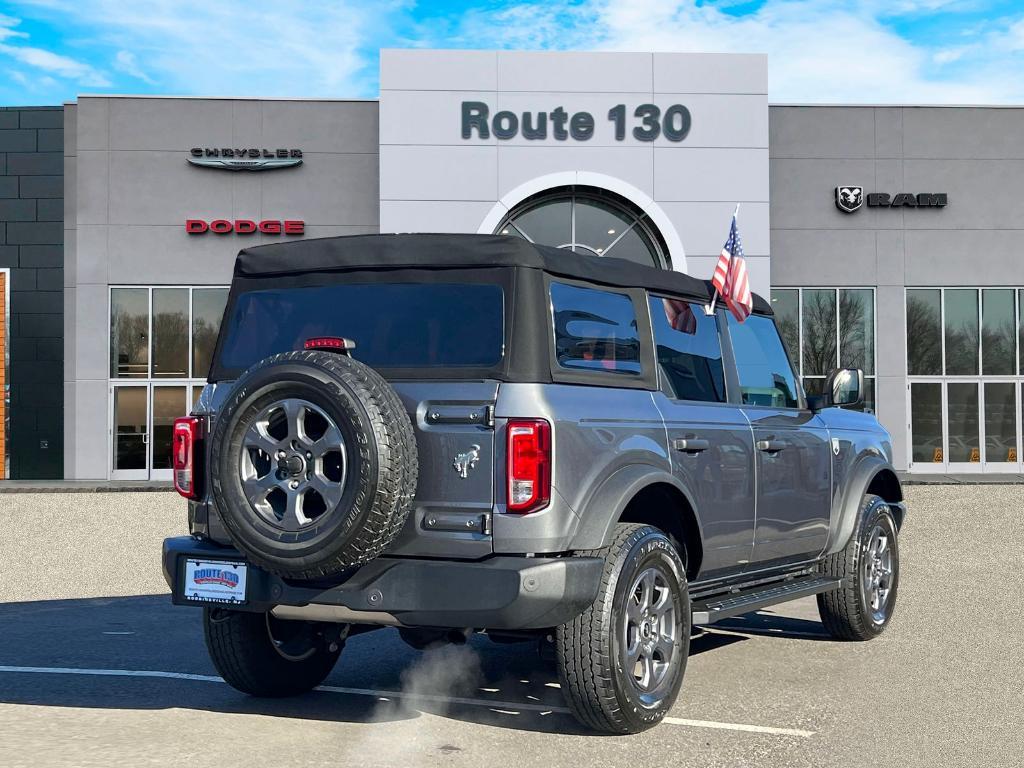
[711,213,752,322]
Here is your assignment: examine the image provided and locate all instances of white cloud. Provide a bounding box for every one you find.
[444,0,1024,104]
[113,49,153,84]
[13,0,406,97]
[0,11,110,87]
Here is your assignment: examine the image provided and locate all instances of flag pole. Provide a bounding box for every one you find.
[706,203,740,315]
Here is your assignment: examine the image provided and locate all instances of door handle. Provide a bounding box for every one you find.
[757,439,785,453]
[673,438,710,454]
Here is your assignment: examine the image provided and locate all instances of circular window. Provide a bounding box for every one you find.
[495,186,669,269]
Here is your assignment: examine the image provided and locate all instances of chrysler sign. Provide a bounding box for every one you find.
[188,147,303,171]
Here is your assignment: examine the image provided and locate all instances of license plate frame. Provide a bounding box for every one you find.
[182,558,248,605]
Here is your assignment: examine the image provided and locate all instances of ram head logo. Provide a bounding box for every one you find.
[835,186,864,214]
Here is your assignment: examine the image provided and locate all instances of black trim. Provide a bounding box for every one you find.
[163,536,603,630]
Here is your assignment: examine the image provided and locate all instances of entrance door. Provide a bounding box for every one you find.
[111,384,149,480]
[110,383,192,480]
[908,380,1022,473]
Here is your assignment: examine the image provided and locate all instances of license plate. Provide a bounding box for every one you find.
[183,558,248,604]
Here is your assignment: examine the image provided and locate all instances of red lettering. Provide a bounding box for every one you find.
[234,219,257,234]
[185,219,208,234]
[259,220,282,234]
[210,219,233,234]
[284,220,304,235]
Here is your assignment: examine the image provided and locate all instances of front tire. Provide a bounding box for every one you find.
[204,609,342,696]
[556,524,690,734]
[817,494,900,641]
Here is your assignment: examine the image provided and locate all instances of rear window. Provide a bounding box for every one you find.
[550,281,641,375]
[217,282,504,372]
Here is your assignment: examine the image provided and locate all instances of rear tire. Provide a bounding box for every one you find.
[817,494,900,641]
[556,524,690,734]
[203,609,342,697]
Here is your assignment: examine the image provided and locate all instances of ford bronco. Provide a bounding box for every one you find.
[162,233,905,734]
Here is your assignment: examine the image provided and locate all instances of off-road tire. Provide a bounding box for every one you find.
[204,609,342,697]
[817,494,900,641]
[556,524,690,734]
[210,350,418,580]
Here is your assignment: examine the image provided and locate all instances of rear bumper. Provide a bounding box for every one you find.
[162,536,602,630]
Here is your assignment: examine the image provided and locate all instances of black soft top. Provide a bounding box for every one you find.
[233,233,771,315]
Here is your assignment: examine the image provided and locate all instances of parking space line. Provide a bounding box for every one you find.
[663,717,814,737]
[0,665,813,737]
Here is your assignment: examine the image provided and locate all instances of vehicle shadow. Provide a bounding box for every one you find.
[0,594,825,735]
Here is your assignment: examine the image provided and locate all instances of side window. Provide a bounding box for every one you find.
[727,313,802,408]
[551,282,641,375]
[649,296,726,402]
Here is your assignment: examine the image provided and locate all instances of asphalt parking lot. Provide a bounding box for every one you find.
[0,485,1021,768]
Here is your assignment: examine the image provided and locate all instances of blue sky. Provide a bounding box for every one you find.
[2,0,1024,105]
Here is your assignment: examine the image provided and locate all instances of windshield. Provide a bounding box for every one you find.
[216,282,505,373]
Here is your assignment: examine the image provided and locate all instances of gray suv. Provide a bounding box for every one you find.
[162,233,906,734]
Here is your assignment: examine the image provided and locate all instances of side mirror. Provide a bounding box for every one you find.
[827,367,864,409]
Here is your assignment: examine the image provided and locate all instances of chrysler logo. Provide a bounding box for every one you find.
[188,147,303,171]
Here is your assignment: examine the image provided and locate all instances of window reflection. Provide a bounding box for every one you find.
[153,288,189,378]
[193,288,229,379]
[982,289,1015,376]
[906,289,942,376]
[944,289,979,375]
[551,282,641,375]
[110,288,149,378]
[801,289,837,376]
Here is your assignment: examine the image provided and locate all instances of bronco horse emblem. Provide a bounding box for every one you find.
[453,444,481,478]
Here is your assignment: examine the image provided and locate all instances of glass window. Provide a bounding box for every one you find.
[801,289,837,376]
[496,186,667,268]
[152,288,188,378]
[728,314,801,408]
[770,289,799,366]
[946,382,980,463]
[944,289,979,375]
[910,382,943,463]
[906,289,942,376]
[551,282,641,375]
[982,289,1015,376]
[1019,290,1024,375]
[193,288,229,379]
[219,283,505,373]
[110,288,149,378]
[649,296,725,402]
[840,289,874,374]
[574,198,634,256]
[513,199,571,246]
[984,382,1018,463]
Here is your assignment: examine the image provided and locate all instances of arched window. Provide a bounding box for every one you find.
[494,186,669,269]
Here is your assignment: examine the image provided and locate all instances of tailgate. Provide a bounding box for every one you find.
[385,380,498,559]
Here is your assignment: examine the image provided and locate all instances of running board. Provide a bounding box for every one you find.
[691,575,841,625]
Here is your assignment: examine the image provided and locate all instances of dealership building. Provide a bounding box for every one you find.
[0,49,1021,480]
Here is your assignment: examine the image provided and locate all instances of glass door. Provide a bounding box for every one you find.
[111,384,149,480]
[150,385,189,481]
[982,381,1022,471]
[908,382,946,473]
[945,380,982,473]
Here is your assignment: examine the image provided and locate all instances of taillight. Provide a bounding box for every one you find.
[173,417,203,499]
[304,336,356,352]
[506,419,551,514]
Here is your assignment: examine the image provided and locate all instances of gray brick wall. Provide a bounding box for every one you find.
[0,106,63,479]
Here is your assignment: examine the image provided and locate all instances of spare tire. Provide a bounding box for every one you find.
[210,350,418,580]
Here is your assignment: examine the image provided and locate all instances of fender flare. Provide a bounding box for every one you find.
[826,455,904,556]
[568,463,704,552]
